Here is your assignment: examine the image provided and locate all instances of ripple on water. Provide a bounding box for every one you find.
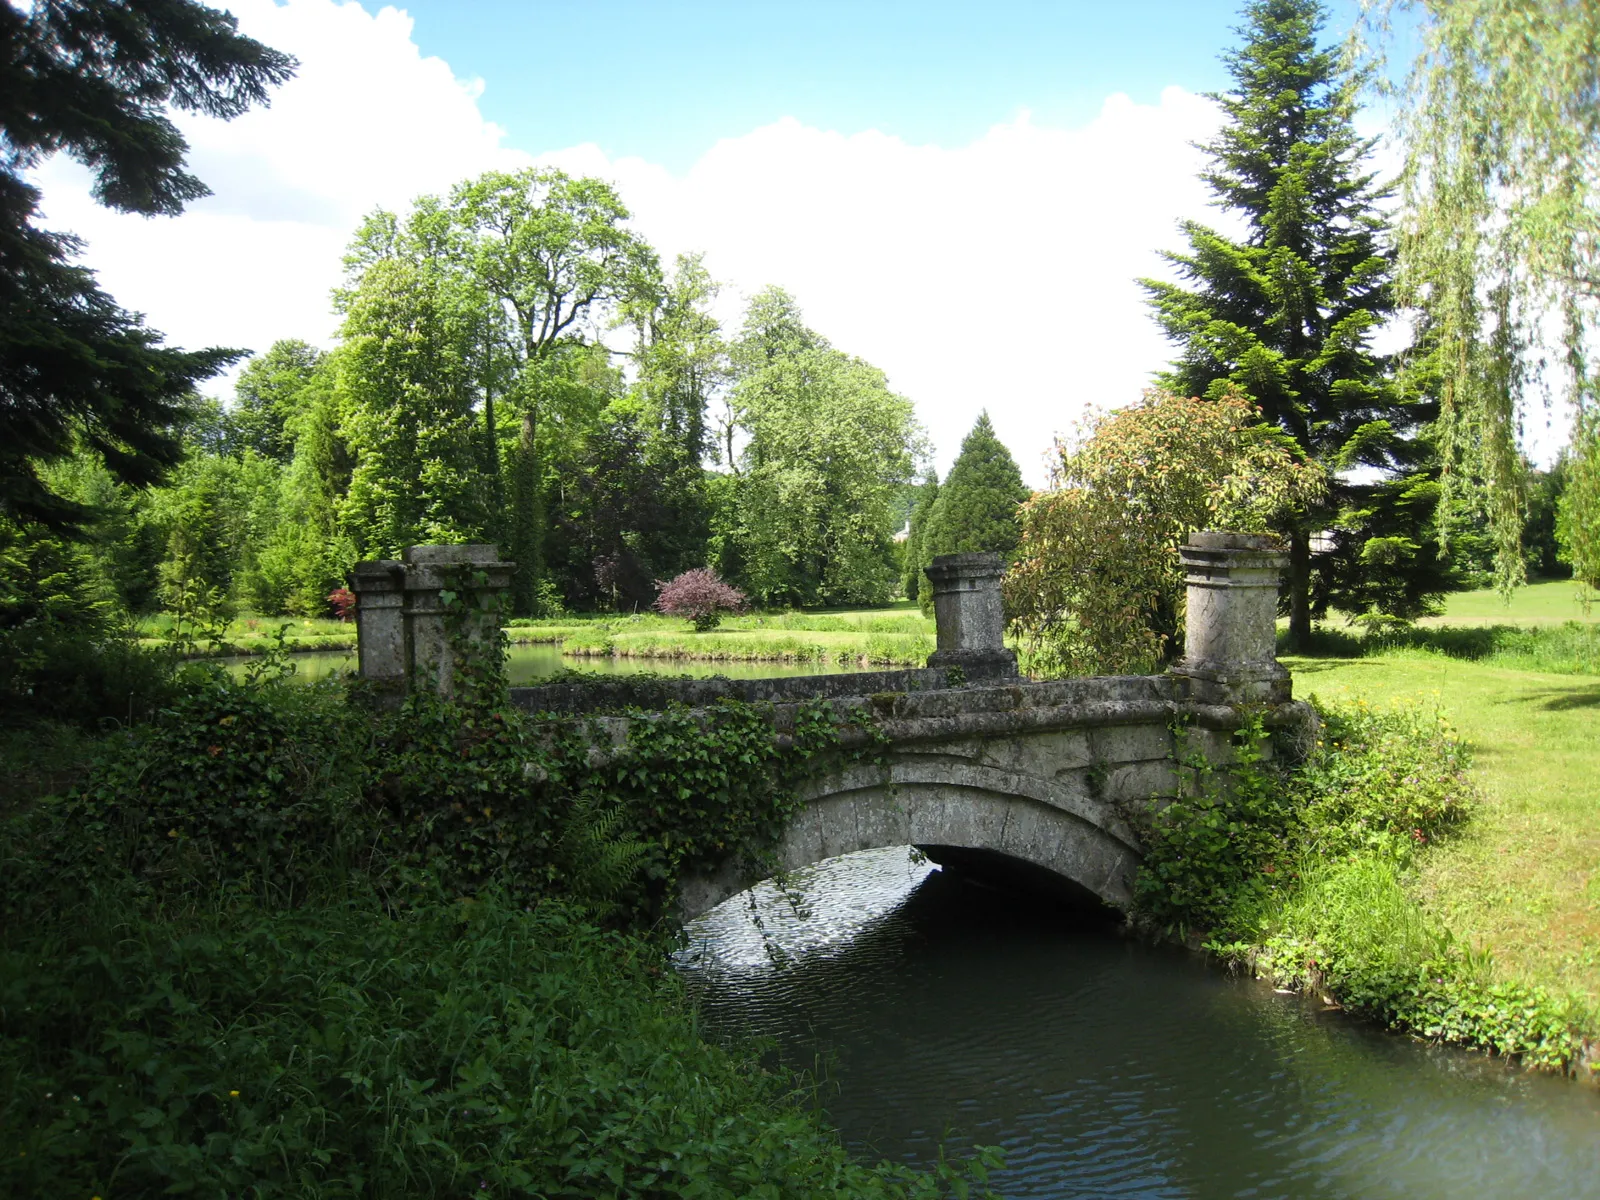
[677,846,1600,1200]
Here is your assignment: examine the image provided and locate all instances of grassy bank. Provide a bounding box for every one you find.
[137,606,939,665]
[0,659,1003,1197]
[1139,685,1597,1075]
[134,613,357,656]
[1285,653,1600,1014]
[508,605,936,668]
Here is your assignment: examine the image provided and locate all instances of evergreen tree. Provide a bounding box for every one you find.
[901,469,938,603]
[918,413,1029,612]
[0,0,294,532]
[1140,0,1433,644]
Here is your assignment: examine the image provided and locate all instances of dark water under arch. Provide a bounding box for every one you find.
[677,847,1600,1200]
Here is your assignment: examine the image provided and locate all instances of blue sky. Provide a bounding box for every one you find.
[393,0,1309,172]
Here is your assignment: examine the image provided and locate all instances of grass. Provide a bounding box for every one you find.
[1284,651,1600,1014]
[507,605,937,667]
[1424,577,1596,627]
[134,613,357,656]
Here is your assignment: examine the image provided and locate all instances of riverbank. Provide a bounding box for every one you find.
[135,606,939,665]
[1188,646,1600,1081]
[1285,653,1600,1015]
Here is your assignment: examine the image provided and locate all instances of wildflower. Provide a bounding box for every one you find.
[230,1090,240,1098]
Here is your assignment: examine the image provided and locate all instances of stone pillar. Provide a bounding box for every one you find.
[925,552,1019,682]
[401,544,515,697]
[1170,531,1289,705]
[348,560,406,687]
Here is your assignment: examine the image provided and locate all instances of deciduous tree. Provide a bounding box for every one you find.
[1365,0,1600,590]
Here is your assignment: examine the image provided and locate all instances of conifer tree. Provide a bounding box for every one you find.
[918,412,1029,612]
[901,469,938,603]
[1140,0,1437,643]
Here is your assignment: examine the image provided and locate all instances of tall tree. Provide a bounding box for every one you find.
[226,339,323,462]
[917,412,1029,612]
[728,288,921,607]
[1365,0,1600,591]
[446,169,659,612]
[1141,0,1421,645]
[0,0,294,532]
[901,469,939,603]
[335,243,488,557]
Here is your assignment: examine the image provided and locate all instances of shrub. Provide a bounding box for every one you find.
[655,567,747,631]
[0,891,1001,1198]
[1005,390,1324,676]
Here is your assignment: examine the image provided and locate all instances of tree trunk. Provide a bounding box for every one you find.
[1288,527,1312,651]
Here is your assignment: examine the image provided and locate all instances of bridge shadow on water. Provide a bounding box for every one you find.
[677,847,1600,1200]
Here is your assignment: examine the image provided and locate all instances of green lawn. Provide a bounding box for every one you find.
[1285,650,1600,1012]
[507,605,936,666]
[1420,578,1593,626]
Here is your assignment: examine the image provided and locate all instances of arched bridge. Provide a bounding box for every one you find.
[351,536,1310,919]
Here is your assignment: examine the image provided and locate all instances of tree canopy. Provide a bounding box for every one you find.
[915,412,1029,613]
[0,0,294,532]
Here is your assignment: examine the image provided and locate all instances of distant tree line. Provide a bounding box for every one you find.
[5,167,936,631]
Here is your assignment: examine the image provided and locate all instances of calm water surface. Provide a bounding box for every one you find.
[230,644,879,685]
[678,848,1600,1200]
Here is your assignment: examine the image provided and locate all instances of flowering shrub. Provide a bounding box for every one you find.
[654,568,746,631]
[327,586,356,622]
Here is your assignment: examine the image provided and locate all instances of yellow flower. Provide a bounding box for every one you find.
[230,1090,240,1098]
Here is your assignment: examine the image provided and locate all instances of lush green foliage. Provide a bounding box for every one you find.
[915,413,1028,614]
[1006,390,1323,675]
[1135,694,1587,1073]
[0,888,998,1198]
[1143,0,1447,639]
[901,470,939,603]
[723,289,923,608]
[0,628,1008,1196]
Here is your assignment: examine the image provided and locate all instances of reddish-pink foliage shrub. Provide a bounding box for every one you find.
[327,587,357,622]
[654,568,746,631]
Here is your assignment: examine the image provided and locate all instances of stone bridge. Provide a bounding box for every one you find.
[350,534,1308,919]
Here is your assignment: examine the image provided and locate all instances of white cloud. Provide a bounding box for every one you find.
[544,95,1231,485]
[27,2,1246,485]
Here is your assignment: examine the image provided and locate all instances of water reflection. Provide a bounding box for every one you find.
[679,847,1600,1199]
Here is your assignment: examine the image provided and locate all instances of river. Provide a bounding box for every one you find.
[677,847,1600,1200]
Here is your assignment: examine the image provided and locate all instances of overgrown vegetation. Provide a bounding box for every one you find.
[1133,696,1593,1075]
[0,640,1000,1196]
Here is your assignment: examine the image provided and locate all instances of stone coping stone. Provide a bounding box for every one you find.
[510,666,956,715]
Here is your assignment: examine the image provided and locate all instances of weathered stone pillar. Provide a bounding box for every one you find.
[348,560,406,687]
[401,544,515,697]
[925,552,1019,682]
[1170,531,1289,705]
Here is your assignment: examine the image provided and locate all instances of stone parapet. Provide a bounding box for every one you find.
[924,551,1019,682]
[1169,531,1290,705]
[349,544,514,697]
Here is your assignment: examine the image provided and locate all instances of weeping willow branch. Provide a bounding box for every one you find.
[1359,0,1600,591]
